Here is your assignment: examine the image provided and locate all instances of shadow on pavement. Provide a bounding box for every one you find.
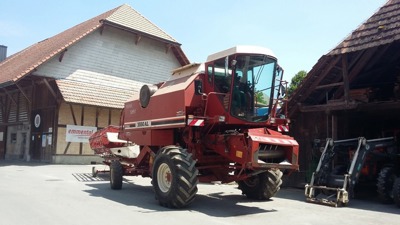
[79,171,400,216]
[275,187,400,215]
[83,177,277,217]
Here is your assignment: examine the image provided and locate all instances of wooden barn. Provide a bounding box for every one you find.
[0,4,189,163]
[287,0,400,181]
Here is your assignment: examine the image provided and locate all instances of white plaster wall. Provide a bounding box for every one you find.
[35,26,181,84]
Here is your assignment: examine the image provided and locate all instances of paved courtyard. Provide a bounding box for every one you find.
[0,162,398,225]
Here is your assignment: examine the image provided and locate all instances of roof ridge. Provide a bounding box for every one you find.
[328,0,399,55]
[105,4,178,43]
[121,5,177,42]
[0,5,121,83]
[0,4,189,85]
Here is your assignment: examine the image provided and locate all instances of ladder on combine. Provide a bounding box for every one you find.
[305,137,395,207]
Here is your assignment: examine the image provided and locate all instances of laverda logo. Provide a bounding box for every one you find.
[136,121,151,127]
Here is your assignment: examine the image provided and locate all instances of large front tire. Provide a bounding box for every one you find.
[110,160,123,190]
[152,146,198,208]
[238,169,283,200]
[377,167,395,203]
[393,177,400,207]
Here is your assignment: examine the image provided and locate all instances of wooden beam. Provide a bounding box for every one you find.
[165,44,172,54]
[2,88,17,106]
[334,46,385,98]
[315,82,344,89]
[99,25,104,35]
[300,101,358,112]
[79,105,84,155]
[298,56,341,102]
[348,46,381,82]
[69,104,77,125]
[342,54,350,102]
[63,142,71,154]
[43,78,58,100]
[14,82,31,104]
[135,34,141,45]
[95,108,99,127]
[80,105,84,126]
[0,96,5,122]
[58,49,67,62]
[108,109,111,125]
[348,49,366,71]
[313,48,379,105]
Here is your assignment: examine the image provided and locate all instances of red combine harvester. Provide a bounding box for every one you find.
[89,46,299,208]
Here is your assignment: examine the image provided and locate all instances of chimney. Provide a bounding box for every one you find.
[0,45,7,62]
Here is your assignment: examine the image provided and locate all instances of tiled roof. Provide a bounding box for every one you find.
[105,4,177,43]
[0,4,189,86]
[287,0,400,116]
[330,0,400,55]
[56,80,133,109]
[56,70,146,108]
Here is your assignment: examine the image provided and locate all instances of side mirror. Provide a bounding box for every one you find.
[194,80,203,95]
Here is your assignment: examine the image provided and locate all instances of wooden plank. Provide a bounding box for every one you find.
[63,142,71,154]
[69,104,77,125]
[342,54,350,102]
[15,82,31,104]
[43,78,58,100]
[315,82,344,89]
[300,101,358,112]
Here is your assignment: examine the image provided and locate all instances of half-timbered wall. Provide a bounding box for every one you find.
[54,102,121,163]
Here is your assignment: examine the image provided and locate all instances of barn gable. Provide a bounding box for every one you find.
[0,4,189,163]
[288,0,400,115]
[286,0,400,183]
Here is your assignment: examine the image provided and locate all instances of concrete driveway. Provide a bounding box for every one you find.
[0,162,398,225]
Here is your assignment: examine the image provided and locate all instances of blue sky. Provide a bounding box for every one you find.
[0,0,387,82]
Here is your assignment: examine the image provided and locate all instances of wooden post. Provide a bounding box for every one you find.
[331,114,337,140]
[342,54,350,103]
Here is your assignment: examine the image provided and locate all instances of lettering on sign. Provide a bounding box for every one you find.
[66,125,97,143]
[136,121,151,127]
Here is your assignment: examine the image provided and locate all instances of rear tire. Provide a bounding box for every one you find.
[110,161,123,190]
[152,146,198,208]
[377,167,395,203]
[92,166,98,178]
[238,169,283,200]
[393,177,400,208]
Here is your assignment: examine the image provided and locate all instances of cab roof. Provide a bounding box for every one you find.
[206,45,276,62]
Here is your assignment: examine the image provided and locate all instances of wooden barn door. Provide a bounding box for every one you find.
[30,108,54,162]
[30,78,58,162]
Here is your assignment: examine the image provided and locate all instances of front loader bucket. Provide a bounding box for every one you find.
[305,174,349,207]
[304,136,396,207]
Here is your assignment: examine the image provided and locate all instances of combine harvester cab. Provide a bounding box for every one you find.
[90,46,299,208]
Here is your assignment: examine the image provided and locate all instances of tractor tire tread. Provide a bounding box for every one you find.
[377,167,395,204]
[393,177,400,208]
[238,169,283,200]
[110,160,123,190]
[153,146,198,208]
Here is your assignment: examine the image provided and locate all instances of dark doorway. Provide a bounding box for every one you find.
[0,126,5,159]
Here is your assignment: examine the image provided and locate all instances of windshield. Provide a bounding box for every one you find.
[230,54,277,122]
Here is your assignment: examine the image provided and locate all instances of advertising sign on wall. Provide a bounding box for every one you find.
[66,125,97,143]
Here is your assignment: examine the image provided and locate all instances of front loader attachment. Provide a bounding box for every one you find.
[305,137,395,207]
[305,175,350,207]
